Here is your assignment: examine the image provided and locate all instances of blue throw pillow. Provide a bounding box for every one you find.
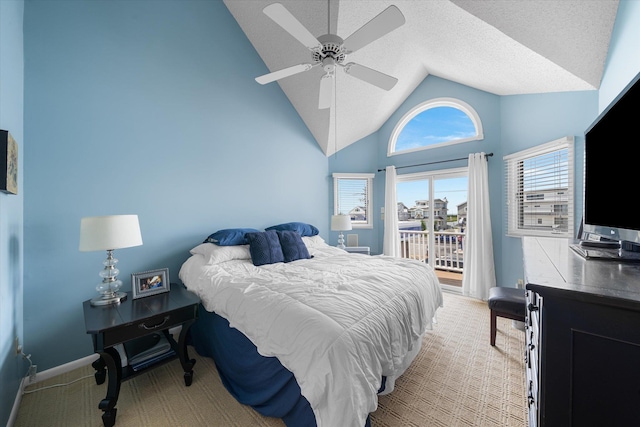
[277,230,311,263]
[265,222,319,237]
[245,230,285,266]
[204,228,260,246]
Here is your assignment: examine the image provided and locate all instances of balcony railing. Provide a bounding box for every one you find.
[399,230,465,273]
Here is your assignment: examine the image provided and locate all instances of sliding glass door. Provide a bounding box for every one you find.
[396,167,467,288]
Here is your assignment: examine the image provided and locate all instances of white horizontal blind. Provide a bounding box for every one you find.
[333,173,374,228]
[504,136,574,237]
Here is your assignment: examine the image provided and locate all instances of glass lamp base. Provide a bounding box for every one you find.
[90,291,127,306]
[337,232,346,250]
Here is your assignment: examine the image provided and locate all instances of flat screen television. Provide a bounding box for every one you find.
[582,70,640,253]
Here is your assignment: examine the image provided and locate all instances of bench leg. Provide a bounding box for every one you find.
[490,309,497,346]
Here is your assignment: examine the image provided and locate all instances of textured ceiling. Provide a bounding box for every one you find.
[223,0,619,156]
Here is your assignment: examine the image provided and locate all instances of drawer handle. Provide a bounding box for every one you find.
[139,315,170,330]
[528,381,535,405]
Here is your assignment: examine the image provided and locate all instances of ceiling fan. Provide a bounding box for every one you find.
[255,2,406,109]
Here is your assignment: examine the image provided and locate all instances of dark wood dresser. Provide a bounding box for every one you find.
[523,236,640,427]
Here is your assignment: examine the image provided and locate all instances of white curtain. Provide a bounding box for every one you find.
[383,165,400,256]
[462,152,496,300]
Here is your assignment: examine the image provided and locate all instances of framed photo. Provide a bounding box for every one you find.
[131,268,170,299]
[0,130,18,195]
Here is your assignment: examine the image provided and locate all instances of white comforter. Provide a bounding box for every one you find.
[179,243,443,427]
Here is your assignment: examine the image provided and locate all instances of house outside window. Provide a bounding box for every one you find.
[397,202,410,221]
[504,136,574,238]
[407,199,449,230]
[457,201,467,226]
[333,173,374,229]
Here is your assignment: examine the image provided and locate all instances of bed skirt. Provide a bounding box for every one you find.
[188,305,374,427]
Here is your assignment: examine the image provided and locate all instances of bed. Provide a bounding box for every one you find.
[178,225,443,427]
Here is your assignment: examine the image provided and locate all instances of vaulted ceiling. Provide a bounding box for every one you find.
[223,0,619,156]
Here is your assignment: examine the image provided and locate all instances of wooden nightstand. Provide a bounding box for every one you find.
[344,246,371,255]
[83,283,200,427]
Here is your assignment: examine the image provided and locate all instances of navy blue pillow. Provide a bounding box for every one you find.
[277,230,311,263]
[204,228,260,246]
[245,230,285,266]
[265,222,319,237]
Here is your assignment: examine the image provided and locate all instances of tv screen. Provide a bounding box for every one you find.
[583,70,640,246]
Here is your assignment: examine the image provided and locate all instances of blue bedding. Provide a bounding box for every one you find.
[188,305,373,426]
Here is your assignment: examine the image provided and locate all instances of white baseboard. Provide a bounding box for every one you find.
[8,353,100,427]
[7,376,27,427]
[35,353,100,383]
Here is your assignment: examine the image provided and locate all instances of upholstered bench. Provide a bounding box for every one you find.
[488,286,526,346]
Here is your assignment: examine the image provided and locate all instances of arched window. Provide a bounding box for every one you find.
[388,98,483,156]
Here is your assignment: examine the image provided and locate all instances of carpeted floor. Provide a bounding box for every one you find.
[14,292,527,427]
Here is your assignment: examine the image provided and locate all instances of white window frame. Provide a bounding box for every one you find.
[388,97,484,157]
[333,173,374,229]
[504,136,574,238]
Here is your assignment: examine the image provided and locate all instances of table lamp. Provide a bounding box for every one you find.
[331,214,352,249]
[79,215,143,306]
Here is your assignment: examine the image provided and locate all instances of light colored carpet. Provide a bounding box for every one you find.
[14,292,526,426]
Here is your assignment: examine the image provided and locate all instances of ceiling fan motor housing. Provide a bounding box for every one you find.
[313,34,346,66]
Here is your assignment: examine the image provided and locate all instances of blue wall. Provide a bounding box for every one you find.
[327,133,378,248]
[499,91,597,286]
[0,0,25,424]
[23,0,328,372]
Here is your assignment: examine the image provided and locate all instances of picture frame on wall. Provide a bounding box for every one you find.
[131,268,170,299]
[0,130,18,195]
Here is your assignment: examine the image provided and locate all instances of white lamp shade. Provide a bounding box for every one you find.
[79,215,143,252]
[331,214,353,231]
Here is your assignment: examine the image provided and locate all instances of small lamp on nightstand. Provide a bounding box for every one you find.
[331,214,352,250]
[79,215,143,306]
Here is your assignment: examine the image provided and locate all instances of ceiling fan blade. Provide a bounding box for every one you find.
[263,3,323,51]
[343,63,398,91]
[318,74,334,109]
[255,63,314,85]
[342,5,405,54]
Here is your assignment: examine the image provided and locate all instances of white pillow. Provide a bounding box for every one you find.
[190,243,251,264]
[302,235,328,248]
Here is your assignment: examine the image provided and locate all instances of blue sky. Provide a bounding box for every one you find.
[395,106,476,152]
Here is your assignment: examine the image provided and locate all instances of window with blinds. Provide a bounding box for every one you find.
[504,136,574,237]
[332,173,374,228]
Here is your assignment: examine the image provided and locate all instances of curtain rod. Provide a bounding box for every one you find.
[377,152,493,172]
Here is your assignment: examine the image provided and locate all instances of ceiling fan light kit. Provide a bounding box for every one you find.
[255,2,406,109]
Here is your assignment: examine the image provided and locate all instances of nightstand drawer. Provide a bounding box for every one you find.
[102,306,196,348]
